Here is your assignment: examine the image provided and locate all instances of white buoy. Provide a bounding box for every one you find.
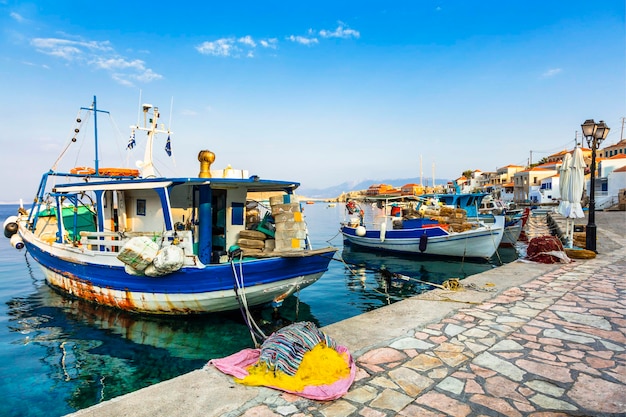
[380,221,387,242]
[10,234,24,250]
[355,226,366,236]
[3,216,19,239]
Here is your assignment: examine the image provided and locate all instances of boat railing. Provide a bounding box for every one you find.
[78,230,194,255]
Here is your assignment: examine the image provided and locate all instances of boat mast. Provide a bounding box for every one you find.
[80,96,110,174]
[131,103,171,178]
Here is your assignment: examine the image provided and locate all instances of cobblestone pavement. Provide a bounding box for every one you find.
[231,213,626,417]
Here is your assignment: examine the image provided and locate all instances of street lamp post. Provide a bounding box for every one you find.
[580,119,610,252]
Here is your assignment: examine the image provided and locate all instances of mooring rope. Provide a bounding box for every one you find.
[229,251,267,347]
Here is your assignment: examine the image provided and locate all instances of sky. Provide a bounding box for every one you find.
[0,1,624,202]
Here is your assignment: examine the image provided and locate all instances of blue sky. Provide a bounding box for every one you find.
[0,1,624,202]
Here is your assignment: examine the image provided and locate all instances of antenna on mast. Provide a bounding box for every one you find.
[136,89,142,126]
[168,97,174,130]
[432,161,435,187]
[80,96,110,174]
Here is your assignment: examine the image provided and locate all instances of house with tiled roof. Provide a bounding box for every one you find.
[365,184,400,196]
[546,148,594,166]
[491,164,525,203]
[599,154,626,177]
[454,170,489,193]
[598,138,626,159]
[400,183,425,196]
[528,173,561,205]
[513,166,558,203]
[594,153,626,209]
[607,166,626,207]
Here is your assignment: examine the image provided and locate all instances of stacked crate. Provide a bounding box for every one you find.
[270,195,306,251]
[237,229,268,256]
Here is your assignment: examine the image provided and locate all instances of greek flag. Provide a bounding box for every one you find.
[165,135,172,156]
[127,131,136,150]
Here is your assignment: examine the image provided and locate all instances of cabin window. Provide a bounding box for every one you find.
[136,199,146,216]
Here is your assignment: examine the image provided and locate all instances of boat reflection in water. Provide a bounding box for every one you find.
[340,243,519,309]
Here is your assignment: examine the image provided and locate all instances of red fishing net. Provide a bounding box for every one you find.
[526,236,568,264]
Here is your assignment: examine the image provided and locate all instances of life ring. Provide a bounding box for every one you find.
[98,168,140,177]
[70,166,96,175]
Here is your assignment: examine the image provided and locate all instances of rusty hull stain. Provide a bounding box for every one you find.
[46,267,195,314]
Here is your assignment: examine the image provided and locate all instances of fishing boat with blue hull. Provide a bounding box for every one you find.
[340,194,505,259]
[3,97,337,315]
[424,192,526,247]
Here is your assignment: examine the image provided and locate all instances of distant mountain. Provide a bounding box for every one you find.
[297,177,450,198]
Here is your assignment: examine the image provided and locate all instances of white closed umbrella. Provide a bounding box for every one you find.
[557,148,586,247]
[567,146,586,220]
[557,153,572,218]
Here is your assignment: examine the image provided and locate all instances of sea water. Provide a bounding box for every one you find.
[0,203,519,417]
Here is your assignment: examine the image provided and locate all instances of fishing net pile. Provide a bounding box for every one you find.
[209,321,355,400]
[526,236,571,264]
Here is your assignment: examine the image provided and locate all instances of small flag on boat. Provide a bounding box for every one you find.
[127,131,136,150]
[165,134,172,156]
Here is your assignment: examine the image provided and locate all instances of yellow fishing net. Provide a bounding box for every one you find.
[236,343,351,392]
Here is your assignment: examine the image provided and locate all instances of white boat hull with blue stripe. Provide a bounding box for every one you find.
[341,195,504,259]
[341,218,504,259]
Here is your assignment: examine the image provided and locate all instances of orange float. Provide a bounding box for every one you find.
[70,166,96,175]
[97,168,140,177]
[69,167,139,176]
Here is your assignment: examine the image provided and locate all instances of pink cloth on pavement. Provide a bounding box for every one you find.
[208,345,356,401]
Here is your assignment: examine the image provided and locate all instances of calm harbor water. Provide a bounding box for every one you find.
[0,202,522,417]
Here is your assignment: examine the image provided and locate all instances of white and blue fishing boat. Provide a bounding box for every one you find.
[3,97,337,315]
[340,194,505,259]
[430,192,527,247]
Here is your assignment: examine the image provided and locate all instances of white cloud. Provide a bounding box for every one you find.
[541,68,562,78]
[238,35,256,48]
[130,68,163,83]
[111,74,134,87]
[319,24,360,39]
[260,38,278,49]
[196,38,237,57]
[197,23,359,58]
[196,35,278,58]
[10,12,25,23]
[32,38,113,56]
[285,22,359,47]
[30,37,161,86]
[90,57,146,71]
[286,35,319,46]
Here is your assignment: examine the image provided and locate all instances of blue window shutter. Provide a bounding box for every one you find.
[231,202,244,225]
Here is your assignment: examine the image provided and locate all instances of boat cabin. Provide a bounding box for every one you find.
[30,166,299,267]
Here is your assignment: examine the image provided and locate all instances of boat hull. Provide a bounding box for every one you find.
[22,232,334,315]
[341,220,504,259]
[501,221,523,246]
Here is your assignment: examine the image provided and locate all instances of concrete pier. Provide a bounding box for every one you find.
[67,211,625,417]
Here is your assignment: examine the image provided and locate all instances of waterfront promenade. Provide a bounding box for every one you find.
[68,211,625,417]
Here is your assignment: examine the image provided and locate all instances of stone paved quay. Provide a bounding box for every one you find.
[68,211,625,417]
